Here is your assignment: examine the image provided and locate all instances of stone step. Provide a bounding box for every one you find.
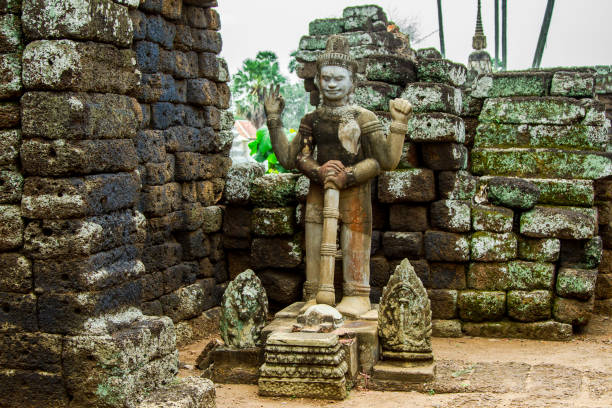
[138,377,216,408]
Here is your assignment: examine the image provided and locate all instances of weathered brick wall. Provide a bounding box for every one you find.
[221,5,611,341]
[0,0,231,406]
[130,0,233,345]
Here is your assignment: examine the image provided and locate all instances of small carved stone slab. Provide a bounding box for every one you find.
[266,331,339,348]
[259,361,348,379]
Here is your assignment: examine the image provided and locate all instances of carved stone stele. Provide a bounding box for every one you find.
[220,269,268,348]
[378,259,432,355]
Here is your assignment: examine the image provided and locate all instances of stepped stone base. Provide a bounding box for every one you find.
[258,376,347,400]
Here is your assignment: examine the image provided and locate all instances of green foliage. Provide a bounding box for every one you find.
[280,82,311,130]
[231,51,286,128]
[231,50,312,131]
[248,127,297,173]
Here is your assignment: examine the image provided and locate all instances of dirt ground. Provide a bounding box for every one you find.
[178,315,612,408]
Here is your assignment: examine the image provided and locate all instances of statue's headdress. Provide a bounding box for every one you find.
[316,35,358,74]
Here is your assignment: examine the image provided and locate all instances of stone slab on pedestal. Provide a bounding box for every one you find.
[372,360,436,382]
[210,346,264,385]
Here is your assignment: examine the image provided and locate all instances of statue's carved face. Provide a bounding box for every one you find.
[319,65,353,103]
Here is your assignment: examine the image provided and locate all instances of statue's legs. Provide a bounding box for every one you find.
[302,186,324,311]
[336,184,372,318]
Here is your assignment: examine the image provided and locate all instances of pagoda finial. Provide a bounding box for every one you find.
[472,0,487,50]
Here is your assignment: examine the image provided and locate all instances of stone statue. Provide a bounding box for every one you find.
[264,35,412,318]
[378,259,432,359]
[219,269,268,348]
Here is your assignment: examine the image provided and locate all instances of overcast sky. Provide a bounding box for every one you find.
[217,0,612,81]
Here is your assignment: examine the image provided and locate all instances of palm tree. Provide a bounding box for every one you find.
[437,0,445,58]
[502,0,507,70]
[532,0,556,68]
[494,0,500,69]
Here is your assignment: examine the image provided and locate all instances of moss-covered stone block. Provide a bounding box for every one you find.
[474,123,608,151]
[472,72,551,98]
[0,170,23,204]
[0,14,22,54]
[0,53,21,99]
[486,177,539,210]
[250,173,298,208]
[430,200,471,232]
[0,128,19,165]
[461,320,572,340]
[417,48,441,59]
[23,0,133,48]
[365,55,416,85]
[424,231,470,262]
[479,97,585,125]
[251,236,302,269]
[595,273,612,299]
[0,204,22,250]
[252,207,295,236]
[377,169,435,203]
[438,170,477,200]
[407,112,465,143]
[22,40,138,94]
[417,58,466,87]
[308,18,344,36]
[520,206,597,239]
[556,266,598,300]
[461,91,484,117]
[507,260,555,290]
[400,82,461,114]
[507,290,552,322]
[467,262,510,290]
[471,205,513,232]
[471,148,612,180]
[531,179,594,206]
[584,237,603,269]
[550,71,594,97]
[353,81,401,112]
[553,296,593,326]
[427,289,458,319]
[224,162,266,205]
[458,290,506,322]
[470,232,517,261]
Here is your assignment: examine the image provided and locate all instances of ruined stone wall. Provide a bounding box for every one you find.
[131,0,232,345]
[593,66,612,314]
[0,0,229,406]
[221,5,611,340]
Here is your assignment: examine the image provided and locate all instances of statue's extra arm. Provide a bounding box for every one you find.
[266,115,301,170]
[360,110,409,172]
[295,116,322,184]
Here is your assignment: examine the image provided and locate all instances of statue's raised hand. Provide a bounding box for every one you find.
[389,98,412,124]
[263,84,285,116]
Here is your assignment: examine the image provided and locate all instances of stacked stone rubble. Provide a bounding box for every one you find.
[131,0,232,344]
[467,68,610,336]
[591,66,612,314]
[221,5,611,340]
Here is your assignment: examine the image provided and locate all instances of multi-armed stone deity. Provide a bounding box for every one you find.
[264,35,413,317]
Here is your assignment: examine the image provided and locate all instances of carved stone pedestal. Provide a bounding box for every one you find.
[258,332,348,400]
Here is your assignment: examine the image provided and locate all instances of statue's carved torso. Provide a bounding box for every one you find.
[309,105,366,167]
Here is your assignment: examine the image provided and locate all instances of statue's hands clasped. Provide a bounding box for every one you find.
[263,84,285,117]
[389,98,412,124]
[319,160,348,190]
